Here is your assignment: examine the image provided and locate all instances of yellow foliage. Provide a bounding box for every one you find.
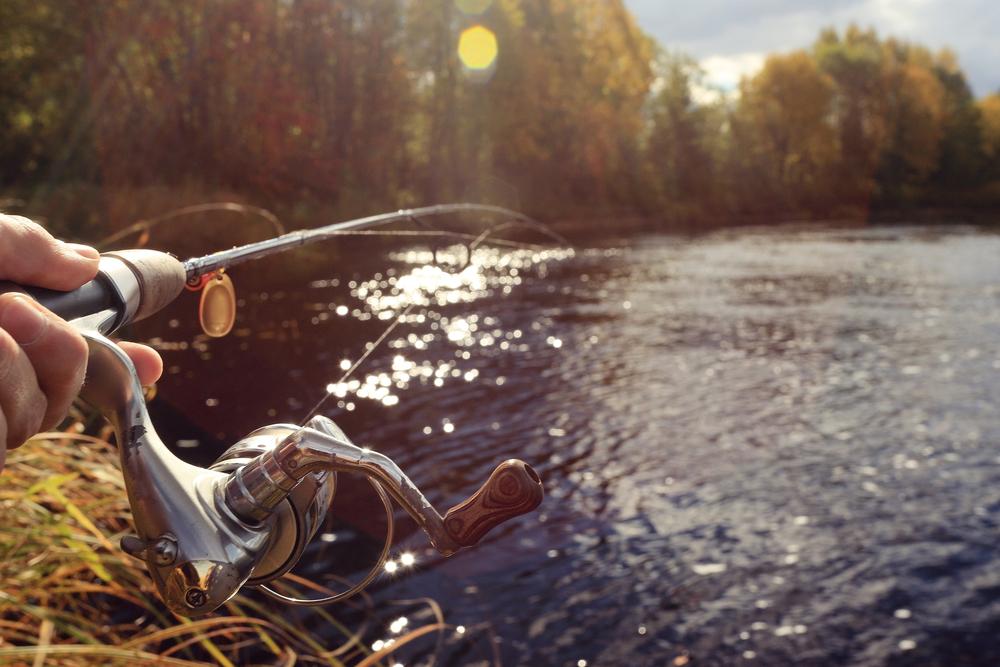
[979,94,1000,159]
[739,51,837,192]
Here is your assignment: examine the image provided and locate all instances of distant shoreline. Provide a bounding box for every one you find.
[549,208,1000,238]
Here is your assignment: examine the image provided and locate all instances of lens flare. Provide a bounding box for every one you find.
[458,25,498,71]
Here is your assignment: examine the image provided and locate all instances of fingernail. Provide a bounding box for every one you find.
[63,242,100,261]
[0,296,48,346]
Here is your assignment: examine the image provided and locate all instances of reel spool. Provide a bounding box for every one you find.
[208,424,336,586]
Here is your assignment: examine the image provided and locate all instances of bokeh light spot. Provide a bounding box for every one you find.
[458,26,498,71]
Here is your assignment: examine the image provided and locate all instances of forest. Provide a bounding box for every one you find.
[2,0,1000,234]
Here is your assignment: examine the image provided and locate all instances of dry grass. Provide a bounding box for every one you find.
[0,412,492,667]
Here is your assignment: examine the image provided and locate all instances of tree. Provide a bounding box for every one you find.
[928,48,985,196]
[3,4,1000,226]
[813,25,889,206]
[979,93,1000,180]
[0,1,92,191]
[874,40,948,204]
[644,52,721,217]
[734,51,837,213]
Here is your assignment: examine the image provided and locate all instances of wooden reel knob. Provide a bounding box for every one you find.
[443,459,544,548]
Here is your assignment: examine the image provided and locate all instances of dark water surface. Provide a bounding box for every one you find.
[141,224,1000,666]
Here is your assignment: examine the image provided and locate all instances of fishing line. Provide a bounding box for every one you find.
[97,202,287,249]
[294,222,571,424]
[294,221,566,424]
[299,303,416,425]
[281,302,417,609]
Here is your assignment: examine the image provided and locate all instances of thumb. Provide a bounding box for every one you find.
[0,214,100,290]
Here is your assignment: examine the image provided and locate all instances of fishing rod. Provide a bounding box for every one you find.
[3,203,566,338]
[0,203,551,617]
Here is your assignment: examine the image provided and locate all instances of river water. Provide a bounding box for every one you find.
[143,223,1000,666]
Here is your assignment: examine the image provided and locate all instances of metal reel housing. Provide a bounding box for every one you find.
[209,424,336,585]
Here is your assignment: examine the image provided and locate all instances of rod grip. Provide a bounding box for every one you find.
[0,249,184,331]
[443,459,543,548]
[0,278,116,322]
[102,249,186,323]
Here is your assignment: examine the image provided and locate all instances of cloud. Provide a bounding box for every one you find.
[700,53,766,91]
[625,0,1000,96]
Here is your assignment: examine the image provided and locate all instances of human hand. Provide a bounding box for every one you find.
[0,214,163,471]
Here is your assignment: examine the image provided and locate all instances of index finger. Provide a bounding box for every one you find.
[0,214,100,290]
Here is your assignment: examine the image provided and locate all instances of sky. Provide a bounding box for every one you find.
[624,0,1000,99]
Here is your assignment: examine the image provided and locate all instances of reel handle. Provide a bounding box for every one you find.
[224,419,545,557]
[443,460,543,548]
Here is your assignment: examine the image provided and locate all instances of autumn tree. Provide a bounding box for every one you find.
[928,49,985,198]
[477,0,655,213]
[0,1,93,195]
[812,26,894,207]
[978,94,1000,174]
[873,40,948,204]
[731,51,837,213]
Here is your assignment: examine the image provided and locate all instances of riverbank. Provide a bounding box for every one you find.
[4,183,999,249]
[548,206,1000,239]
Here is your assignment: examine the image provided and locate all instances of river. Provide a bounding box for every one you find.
[141,223,1000,666]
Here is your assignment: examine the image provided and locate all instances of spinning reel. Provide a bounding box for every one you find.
[1,207,547,617]
[83,327,541,616]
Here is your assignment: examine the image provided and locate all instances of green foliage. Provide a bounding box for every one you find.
[1,3,998,228]
[644,52,721,219]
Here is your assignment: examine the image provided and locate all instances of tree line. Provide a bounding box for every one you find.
[1,0,999,232]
